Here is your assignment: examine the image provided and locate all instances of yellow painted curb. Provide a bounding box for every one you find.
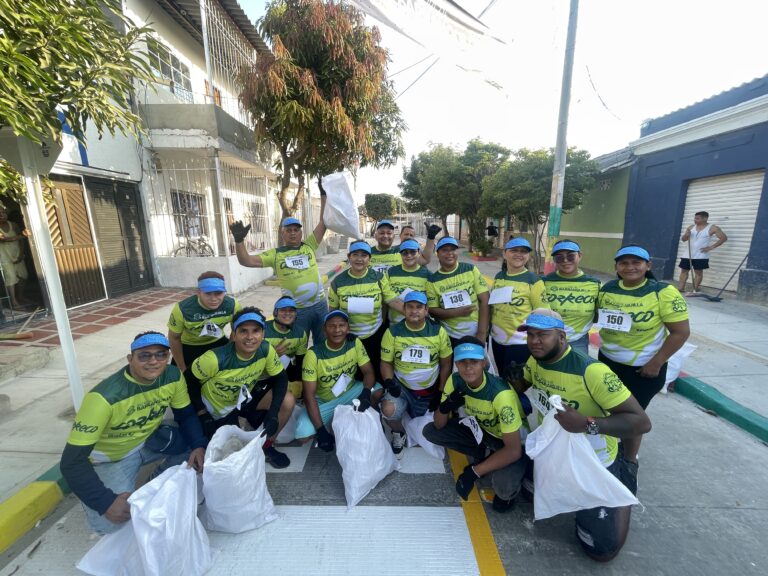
[0,481,63,553]
[448,450,506,576]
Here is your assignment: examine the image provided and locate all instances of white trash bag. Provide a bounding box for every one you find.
[76,523,144,576]
[200,425,278,533]
[321,172,360,239]
[403,411,445,460]
[332,400,400,508]
[276,404,302,444]
[525,395,638,521]
[663,342,697,392]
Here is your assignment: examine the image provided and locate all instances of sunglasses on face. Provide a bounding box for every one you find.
[135,350,170,362]
[553,253,578,263]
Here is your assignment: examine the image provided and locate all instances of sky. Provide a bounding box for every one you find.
[242,1,768,199]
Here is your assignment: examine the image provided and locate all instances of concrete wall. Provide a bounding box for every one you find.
[155,255,273,294]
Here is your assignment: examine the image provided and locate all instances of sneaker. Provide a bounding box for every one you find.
[621,459,638,496]
[264,446,291,469]
[492,495,516,513]
[391,431,407,458]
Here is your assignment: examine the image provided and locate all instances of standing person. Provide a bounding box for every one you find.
[379,291,453,457]
[328,240,386,382]
[678,210,727,292]
[489,238,547,375]
[486,221,499,247]
[167,271,241,373]
[426,237,490,348]
[381,239,432,326]
[59,331,207,534]
[185,307,295,469]
[264,296,308,399]
[518,310,651,561]
[230,190,328,344]
[423,337,527,513]
[0,206,29,308]
[542,240,600,357]
[371,220,440,273]
[597,245,689,468]
[294,310,381,449]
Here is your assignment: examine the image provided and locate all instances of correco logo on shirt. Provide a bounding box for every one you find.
[110,405,166,431]
[544,294,596,305]
[629,310,654,323]
[215,384,243,394]
[72,421,98,434]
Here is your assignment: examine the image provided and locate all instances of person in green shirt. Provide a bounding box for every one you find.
[426,237,490,348]
[185,307,295,469]
[167,271,241,373]
[380,291,453,457]
[294,310,381,451]
[370,220,440,273]
[230,190,328,343]
[517,309,651,561]
[381,239,432,325]
[596,245,690,464]
[489,238,546,374]
[542,240,600,357]
[423,336,526,513]
[264,296,309,399]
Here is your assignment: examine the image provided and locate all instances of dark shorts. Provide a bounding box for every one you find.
[679,258,709,270]
[598,352,667,409]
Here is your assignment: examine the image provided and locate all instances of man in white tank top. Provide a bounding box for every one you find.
[678,211,728,292]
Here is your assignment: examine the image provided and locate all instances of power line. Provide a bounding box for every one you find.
[390,54,434,78]
[395,56,440,100]
[478,0,499,19]
[585,65,622,120]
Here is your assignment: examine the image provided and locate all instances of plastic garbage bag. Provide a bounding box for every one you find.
[403,411,445,460]
[525,395,638,520]
[663,342,697,392]
[332,400,400,508]
[321,172,360,239]
[200,425,278,533]
[76,523,144,576]
[276,404,302,444]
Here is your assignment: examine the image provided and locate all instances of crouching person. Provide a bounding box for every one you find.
[295,310,381,451]
[185,307,295,469]
[60,332,207,534]
[424,336,527,513]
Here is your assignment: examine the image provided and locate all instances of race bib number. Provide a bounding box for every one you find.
[596,309,632,332]
[488,286,513,305]
[459,416,483,445]
[199,321,223,339]
[285,255,310,270]
[397,287,414,301]
[348,296,375,314]
[373,264,390,274]
[235,385,252,410]
[279,354,291,369]
[402,345,430,365]
[442,289,470,309]
[331,372,353,397]
[528,387,551,417]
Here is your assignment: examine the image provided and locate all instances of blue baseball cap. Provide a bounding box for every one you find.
[233,312,266,330]
[505,238,532,251]
[274,296,297,310]
[131,332,170,351]
[552,240,581,254]
[402,291,428,305]
[399,239,420,252]
[436,237,459,250]
[376,220,395,229]
[198,277,226,293]
[324,310,349,324]
[454,342,485,362]
[517,309,566,332]
[348,240,372,255]
[281,217,302,228]
[614,246,650,261]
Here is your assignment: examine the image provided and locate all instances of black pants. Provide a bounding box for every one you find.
[359,321,388,384]
[174,338,228,370]
[491,340,531,377]
[200,387,269,440]
[598,352,667,409]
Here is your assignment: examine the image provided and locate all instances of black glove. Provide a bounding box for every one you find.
[315,425,335,452]
[438,389,466,414]
[382,378,401,398]
[229,220,251,243]
[263,412,279,438]
[425,223,442,240]
[199,413,217,439]
[456,465,479,500]
[357,387,372,412]
[427,392,442,413]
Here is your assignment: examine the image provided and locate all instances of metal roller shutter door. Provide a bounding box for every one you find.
[675,170,763,291]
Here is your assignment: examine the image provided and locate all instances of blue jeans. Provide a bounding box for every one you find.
[381,386,433,421]
[296,299,329,345]
[295,382,381,439]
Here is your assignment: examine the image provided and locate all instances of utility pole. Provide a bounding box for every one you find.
[543,0,579,273]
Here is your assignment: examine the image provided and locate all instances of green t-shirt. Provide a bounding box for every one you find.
[66,366,190,462]
[597,279,689,366]
[370,245,402,274]
[328,267,384,339]
[302,336,371,402]
[524,348,631,466]
[167,295,240,346]
[426,263,489,339]
[543,271,601,341]
[380,320,453,390]
[381,264,431,324]
[259,235,325,308]
[192,341,284,419]
[490,269,547,345]
[441,371,523,439]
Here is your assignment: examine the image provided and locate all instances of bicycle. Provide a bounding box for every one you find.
[172,236,215,257]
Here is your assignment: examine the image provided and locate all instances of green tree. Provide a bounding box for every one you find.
[239,0,405,221]
[364,193,396,230]
[482,147,598,271]
[0,0,153,202]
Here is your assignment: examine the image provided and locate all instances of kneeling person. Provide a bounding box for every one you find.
[60,332,207,534]
[424,337,527,513]
[265,296,309,399]
[380,291,453,457]
[185,308,295,469]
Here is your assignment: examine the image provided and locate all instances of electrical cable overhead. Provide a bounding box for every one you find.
[586,65,622,120]
[389,54,435,78]
[395,56,440,100]
[477,0,499,19]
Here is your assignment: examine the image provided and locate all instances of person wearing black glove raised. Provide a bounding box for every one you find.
[379,291,453,458]
[184,307,295,469]
[424,336,527,513]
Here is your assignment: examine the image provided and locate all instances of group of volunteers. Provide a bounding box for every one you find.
[60,184,690,563]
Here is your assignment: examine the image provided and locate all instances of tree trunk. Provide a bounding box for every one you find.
[441,216,448,238]
[466,214,485,253]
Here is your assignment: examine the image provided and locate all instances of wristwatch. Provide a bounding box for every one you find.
[585,416,600,435]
